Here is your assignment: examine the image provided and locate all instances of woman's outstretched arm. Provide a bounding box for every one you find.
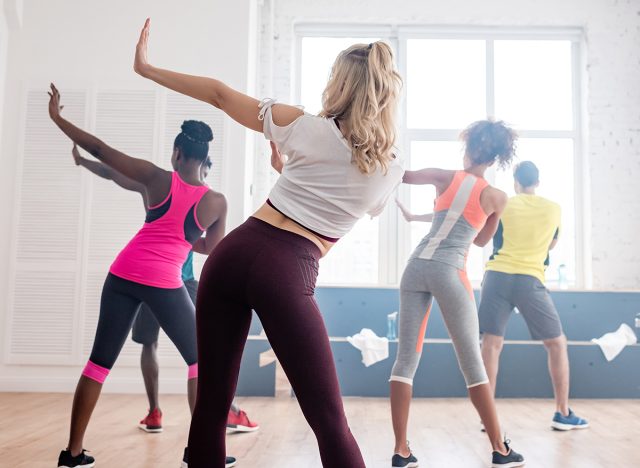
[48,84,165,187]
[133,19,303,133]
[402,168,449,186]
[395,198,433,223]
[73,144,146,193]
[72,144,148,208]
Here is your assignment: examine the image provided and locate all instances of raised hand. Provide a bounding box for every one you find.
[47,83,64,121]
[395,198,413,222]
[270,141,286,174]
[134,18,151,77]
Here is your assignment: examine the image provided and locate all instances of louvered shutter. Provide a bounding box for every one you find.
[7,90,87,363]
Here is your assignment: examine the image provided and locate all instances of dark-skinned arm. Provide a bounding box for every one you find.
[73,144,146,195]
[48,84,165,187]
[192,193,227,255]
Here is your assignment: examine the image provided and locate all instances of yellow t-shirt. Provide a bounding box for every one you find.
[485,194,561,284]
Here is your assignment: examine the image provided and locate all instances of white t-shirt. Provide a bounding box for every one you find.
[259,99,404,239]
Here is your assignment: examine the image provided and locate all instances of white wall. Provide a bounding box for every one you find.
[254,0,640,290]
[0,0,258,392]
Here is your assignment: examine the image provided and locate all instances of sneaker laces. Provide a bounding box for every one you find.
[502,437,512,455]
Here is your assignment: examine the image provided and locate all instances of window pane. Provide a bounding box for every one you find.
[494,139,575,285]
[318,217,379,285]
[301,37,380,115]
[494,40,573,130]
[407,39,486,129]
[407,141,485,282]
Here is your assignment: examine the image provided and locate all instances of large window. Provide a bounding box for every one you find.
[295,27,584,287]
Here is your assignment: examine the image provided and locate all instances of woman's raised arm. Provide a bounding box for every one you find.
[48,84,165,187]
[134,19,302,133]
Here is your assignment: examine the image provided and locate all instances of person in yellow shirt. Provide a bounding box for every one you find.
[479,161,588,431]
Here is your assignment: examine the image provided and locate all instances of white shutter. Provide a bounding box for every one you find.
[9,271,77,362]
[7,90,87,364]
[16,91,86,263]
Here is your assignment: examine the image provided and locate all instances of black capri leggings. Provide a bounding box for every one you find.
[187,217,364,468]
[85,273,197,381]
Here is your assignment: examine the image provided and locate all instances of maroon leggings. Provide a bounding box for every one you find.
[188,217,365,467]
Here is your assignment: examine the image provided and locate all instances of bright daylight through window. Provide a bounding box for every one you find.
[298,30,581,287]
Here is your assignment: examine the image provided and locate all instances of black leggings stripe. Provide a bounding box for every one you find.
[89,273,197,370]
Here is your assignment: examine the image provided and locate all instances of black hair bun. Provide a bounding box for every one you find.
[181,120,214,144]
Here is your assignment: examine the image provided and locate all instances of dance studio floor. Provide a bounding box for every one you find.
[1,392,637,467]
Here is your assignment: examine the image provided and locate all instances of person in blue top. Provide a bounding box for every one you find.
[72,144,259,435]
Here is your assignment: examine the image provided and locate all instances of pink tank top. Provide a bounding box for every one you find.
[110,172,209,289]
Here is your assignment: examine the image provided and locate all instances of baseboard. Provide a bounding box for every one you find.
[0,374,188,394]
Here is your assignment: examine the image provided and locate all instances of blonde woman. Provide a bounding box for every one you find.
[134,19,403,468]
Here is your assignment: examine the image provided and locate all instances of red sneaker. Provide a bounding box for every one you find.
[226,408,259,433]
[138,407,163,433]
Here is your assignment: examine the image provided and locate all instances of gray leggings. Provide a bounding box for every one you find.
[390,259,489,388]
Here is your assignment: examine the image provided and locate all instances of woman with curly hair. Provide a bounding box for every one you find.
[390,120,525,468]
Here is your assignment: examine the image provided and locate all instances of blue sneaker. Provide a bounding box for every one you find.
[551,409,589,431]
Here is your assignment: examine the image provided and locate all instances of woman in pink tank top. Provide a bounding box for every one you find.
[47,84,233,468]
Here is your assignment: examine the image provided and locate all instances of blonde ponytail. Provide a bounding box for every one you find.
[320,41,402,175]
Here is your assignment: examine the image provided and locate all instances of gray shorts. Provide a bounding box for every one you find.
[478,271,563,341]
[132,279,199,345]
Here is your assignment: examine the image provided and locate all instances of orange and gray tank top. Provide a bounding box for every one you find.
[410,171,490,270]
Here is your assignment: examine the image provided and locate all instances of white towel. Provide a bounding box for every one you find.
[591,323,637,362]
[259,348,278,367]
[347,328,389,367]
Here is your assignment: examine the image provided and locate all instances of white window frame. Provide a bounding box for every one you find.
[293,24,589,289]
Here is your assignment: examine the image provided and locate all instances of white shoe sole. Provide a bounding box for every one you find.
[491,461,525,468]
[138,423,163,433]
[392,463,418,467]
[58,464,95,468]
[551,421,590,431]
[226,425,259,433]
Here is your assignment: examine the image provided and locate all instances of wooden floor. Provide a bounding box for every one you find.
[1,392,638,468]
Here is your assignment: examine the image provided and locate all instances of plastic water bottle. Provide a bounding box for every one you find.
[557,264,568,289]
[387,311,398,341]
